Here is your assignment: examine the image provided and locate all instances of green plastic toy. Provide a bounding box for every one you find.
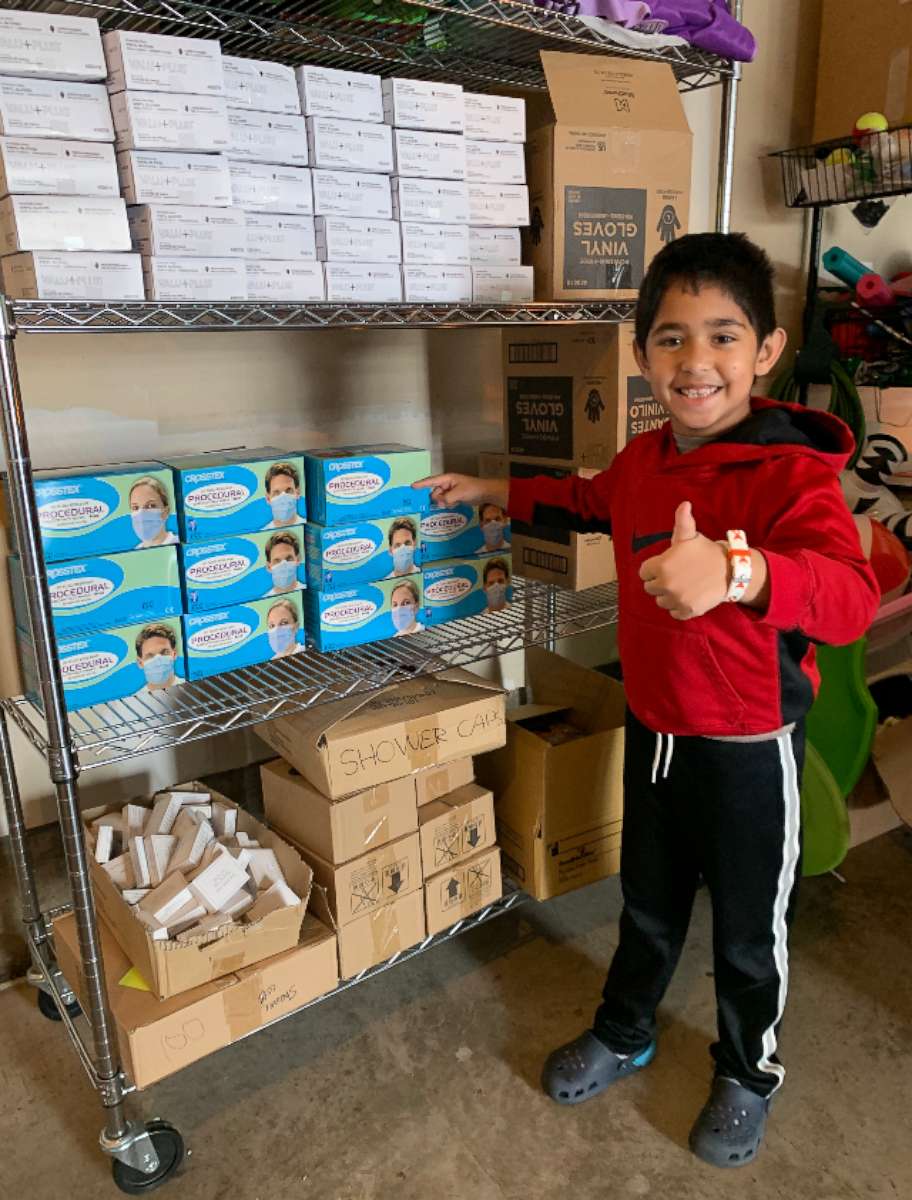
[800,742,851,876]
[805,638,878,797]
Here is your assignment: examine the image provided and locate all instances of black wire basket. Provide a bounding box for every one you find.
[772,124,912,208]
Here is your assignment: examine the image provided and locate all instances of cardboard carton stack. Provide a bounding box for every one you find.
[224,55,322,302]
[0,9,142,300]
[259,666,508,977]
[298,64,400,303]
[463,91,532,303]
[103,30,249,301]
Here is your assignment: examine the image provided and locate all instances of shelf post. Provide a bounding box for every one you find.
[0,297,129,1140]
[715,0,744,233]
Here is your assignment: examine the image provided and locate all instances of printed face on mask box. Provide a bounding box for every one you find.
[166,450,306,543]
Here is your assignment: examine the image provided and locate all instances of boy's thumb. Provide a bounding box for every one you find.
[671,500,698,544]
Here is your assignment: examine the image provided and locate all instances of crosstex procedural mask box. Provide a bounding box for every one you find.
[166,449,306,543]
[422,554,513,627]
[0,78,113,140]
[183,592,305,680]
[0,11,106,83]
[303,446,431,525]
[10,462,179,562]
[305,514,422,589]
[311,169,392,220]
[222,56,300,116]
[305,575,425,652]
[181,527,307,613]
[18,615,186,713]
[419,503,511,562]
[8,545,181,637]
[102,31,225,97]
[296,65,383,123]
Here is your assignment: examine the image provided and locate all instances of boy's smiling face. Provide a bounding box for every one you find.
[634,283,786,439]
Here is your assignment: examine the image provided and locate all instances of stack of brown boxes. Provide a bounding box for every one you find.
[258,667,508,978]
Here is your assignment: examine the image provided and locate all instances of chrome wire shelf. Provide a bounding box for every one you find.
[4,0,733,91]
[4,577,619,768]
[9,298,637,334]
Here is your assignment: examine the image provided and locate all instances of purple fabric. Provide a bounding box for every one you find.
[532,0,756,62]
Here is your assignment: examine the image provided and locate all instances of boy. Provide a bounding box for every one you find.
[415,233,879,1167]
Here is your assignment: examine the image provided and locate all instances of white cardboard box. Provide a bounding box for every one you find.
[468,183,529,227]
[305,116,393,174]
[392,128,465,180]
[228,160,313,215]
[143,256,248,301]
[311,168,391,219]
[227,109,308,166]
[468,226,521,264]
[297,65,383,123]
[402,264,471,303]
[0,136,118,197]
[244,212,316,260]
[323,262,402,303]
[246,259,324,301]
[0,195,130,254]
[381,78,464,133]
[463,92,525,143]
[391,176,469,224]
[222,55,299,115]
[2,251,144,300]
[465,139,525,185]
[471,264,534,303]
[314,215,401,264]
[118,149,231,206]
[0,11,106,82]
[111,91,229,153]
[400,220,469,266]
[0,78,113,141]
[103,31,224,97]
[128,204,247,257]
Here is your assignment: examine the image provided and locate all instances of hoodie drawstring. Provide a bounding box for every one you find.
[651,732,676,784]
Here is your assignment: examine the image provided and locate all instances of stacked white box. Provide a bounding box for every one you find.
[0,13,141,299]
[315,216,401,265]
[221,57,321,299]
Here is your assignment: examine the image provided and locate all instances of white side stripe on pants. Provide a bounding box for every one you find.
[757,732,802,1092]
[650,732,676,784]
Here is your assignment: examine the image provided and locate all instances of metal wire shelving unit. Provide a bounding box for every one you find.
[0,0,744,1191]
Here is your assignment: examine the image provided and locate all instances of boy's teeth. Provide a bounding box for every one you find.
[680,387,718,397]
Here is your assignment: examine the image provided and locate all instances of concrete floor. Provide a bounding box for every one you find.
[0,827,909,1200]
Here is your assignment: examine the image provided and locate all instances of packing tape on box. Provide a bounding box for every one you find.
[371,903,403,961]
[222,971,266,1040]
[364,783,393,812]
[363,813,390,851]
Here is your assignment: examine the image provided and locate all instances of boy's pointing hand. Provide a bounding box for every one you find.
[640,501,729,621]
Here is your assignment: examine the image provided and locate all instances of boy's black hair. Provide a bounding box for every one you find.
[635,232,777,349]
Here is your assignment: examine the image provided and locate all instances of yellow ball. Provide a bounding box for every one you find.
[854,111,889,136]
[825,148,855,166]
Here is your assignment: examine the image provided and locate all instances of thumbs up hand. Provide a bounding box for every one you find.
[639,501,730,621]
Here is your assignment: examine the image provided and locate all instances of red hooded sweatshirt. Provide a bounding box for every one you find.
[508,398,880,737]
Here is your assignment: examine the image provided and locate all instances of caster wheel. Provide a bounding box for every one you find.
[37,987,82,1022]
[112,1120,185,1195]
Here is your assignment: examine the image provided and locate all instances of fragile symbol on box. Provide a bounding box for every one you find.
[434,825,461,868]
[467,859,493,897]
[350,866,380,914]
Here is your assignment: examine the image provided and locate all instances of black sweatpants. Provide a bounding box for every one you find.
[594,710,805,1098]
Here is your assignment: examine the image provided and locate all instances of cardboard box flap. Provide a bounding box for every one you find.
[509,703,572,727]
[540,52,689,133]
[526,647,625,735]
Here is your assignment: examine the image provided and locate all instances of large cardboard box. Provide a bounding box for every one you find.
[813,1,912,142]
[424,845,503,936]
[293,832,422,928]
[54,911,338,1090]
[525,53,691,301]
[313,887,426,980]
[476,648,625,900]
[418,783,496,877]
[502,323,651,467]
[479,452,616,591]
[258,669,505,799]
[84,786,312,1000]
[261,757,418,866]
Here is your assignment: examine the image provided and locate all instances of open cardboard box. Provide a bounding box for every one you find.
[83,782,312,1000]
[258,668,505,799]
[53,909,338,1090]
[476,648,625,900]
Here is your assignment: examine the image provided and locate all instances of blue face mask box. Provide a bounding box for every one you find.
[4,462,179,562]
[182,591,305,680]
[303,445,432,525]
[422,554,513,626]
[181,528,307,613]
[304,513,422,589]
[164,448,306,543]
[17,616,186,713]
[419,503,511,562]
[8,546,181,638]
[305,575,425,652]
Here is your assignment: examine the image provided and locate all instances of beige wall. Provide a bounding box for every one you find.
[5,0,888,830]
